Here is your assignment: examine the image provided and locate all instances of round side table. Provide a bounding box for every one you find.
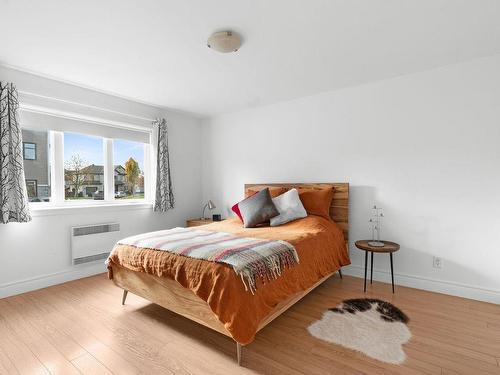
[355,240,400,293]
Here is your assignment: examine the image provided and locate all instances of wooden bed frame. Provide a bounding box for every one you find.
[110,183,349,365]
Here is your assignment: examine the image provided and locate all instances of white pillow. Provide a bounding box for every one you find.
[270,188,307,226]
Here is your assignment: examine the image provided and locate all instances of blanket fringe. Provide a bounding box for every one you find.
[240,273,249,292]
[235,244,299,295]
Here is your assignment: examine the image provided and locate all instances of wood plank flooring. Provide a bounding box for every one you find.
[1,273,499,374]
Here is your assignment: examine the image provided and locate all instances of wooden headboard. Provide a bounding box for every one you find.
[244,183,349,240]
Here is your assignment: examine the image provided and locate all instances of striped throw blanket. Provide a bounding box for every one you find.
[112,227,299,294]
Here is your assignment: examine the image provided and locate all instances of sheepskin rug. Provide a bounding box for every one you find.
[308,298,411,364]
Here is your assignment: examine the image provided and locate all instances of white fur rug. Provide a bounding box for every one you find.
[308,299,411,364]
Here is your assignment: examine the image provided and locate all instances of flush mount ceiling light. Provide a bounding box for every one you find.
[207,31,241,53]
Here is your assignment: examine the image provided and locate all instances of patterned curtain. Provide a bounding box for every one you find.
[153,118,174,211]
[0,82,31,223]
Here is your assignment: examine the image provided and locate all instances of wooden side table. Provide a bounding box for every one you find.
[355,240,400,293]
[186,218,213,227]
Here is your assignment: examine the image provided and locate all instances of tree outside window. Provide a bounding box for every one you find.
[113,139,145,200]
[125,157,141,196]
[65,154,89,198]
[64,133,105,200]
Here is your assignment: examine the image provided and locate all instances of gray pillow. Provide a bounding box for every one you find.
[238,188,279,228]
[270,188,307,226]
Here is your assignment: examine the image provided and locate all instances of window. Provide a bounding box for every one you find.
[20,111,151,208]
[21,129,51,202]
[113,139,146,200]
[23,142,36,160]
[64,132,105,200]
[25,180,38,198]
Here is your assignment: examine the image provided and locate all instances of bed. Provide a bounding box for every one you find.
[107,183,350,365]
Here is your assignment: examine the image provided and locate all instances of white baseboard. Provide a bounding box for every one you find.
[2,261,499,305]
[0,262,106,299]
[342,264,500,305]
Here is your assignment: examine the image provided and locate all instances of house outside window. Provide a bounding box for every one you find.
[113,139,145,199]
[25,180,38,198]
[114,165,126,197]
[64,133,105,200]
[21,129,51,202]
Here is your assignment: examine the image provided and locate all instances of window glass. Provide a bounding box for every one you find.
[113,139,145,199]
[23,142,36,160]
[64,132,105,200]
[21,129,51,202]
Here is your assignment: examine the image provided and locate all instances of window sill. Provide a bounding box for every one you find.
[29,201,154,217]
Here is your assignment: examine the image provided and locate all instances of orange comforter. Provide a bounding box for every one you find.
[107,216,350,344]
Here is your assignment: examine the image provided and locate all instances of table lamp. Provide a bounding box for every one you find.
[202,200,216,219]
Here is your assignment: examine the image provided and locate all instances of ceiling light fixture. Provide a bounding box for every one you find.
[207,31,241,53]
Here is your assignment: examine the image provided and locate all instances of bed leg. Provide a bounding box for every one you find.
[122,290,128,305]
[338,269,343,279]
[236,342,242,366]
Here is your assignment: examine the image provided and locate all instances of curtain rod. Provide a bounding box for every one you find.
[17,90,157,123]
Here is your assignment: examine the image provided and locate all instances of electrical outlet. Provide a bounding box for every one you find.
[433,257,443,269]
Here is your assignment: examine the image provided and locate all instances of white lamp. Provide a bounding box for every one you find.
[202,200,216,219]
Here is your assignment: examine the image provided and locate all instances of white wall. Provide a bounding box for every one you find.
[0,66,202,298]
[201,55,500,304]
[3,54,500,304]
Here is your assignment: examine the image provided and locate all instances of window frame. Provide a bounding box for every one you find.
[23,142,37,160]
[22,126,152,211]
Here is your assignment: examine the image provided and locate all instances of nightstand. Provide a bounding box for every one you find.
[355,240,400,293]
[186,218,213,227]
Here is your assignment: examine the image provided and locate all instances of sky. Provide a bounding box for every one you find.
[64,133,144,171]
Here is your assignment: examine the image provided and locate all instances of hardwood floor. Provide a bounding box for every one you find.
[1,274,500,375]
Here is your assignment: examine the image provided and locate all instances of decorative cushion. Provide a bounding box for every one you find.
[231,202,243,221]
[233,186,286,222]
[270,188,307,226]
[245,186,288,199]
[236,188,279,228]
[298,186,335,220]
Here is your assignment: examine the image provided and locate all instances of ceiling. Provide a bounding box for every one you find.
[2,0,500,117]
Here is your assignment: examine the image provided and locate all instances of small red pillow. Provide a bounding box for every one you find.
[231,202,243,221]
